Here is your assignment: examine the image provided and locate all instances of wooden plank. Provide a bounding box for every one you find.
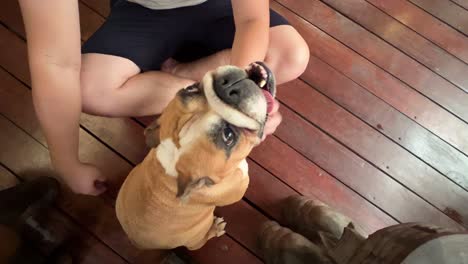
[0,123,131,264]
[248,141,397,233]
[272,2,468,156]
[278,0,468,124]
[410,0,468,35]
[188,235,261,264]
[319,0,468,92]
[0,164,19,190]
[366,0,468,63]
[303,56,468,191]
[0,25,30,83]
[275,79,467,228]
[274,104,466,230]
[81,0,111,17]
[215,202,269,256]
[0,0,104,42]
[450,0,468,10]
[79,1,106,41]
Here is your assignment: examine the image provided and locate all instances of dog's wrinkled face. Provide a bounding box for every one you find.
[153,62,276,198]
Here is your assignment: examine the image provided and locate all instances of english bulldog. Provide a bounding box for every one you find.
[116,62,276,250]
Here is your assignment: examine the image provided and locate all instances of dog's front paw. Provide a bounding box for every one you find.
[211,216,226,237]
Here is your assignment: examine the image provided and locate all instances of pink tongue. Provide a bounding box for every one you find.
[262,90,275,114]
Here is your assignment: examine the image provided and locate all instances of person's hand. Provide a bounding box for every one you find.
[57,162,107,196]
[262,99,282,141]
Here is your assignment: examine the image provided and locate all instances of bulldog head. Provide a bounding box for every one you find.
[148,62,276,198]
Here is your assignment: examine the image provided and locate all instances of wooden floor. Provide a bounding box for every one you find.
[1,0,467,263]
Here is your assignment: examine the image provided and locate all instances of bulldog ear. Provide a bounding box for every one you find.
[177,175,214,201]
[144,117,161,148]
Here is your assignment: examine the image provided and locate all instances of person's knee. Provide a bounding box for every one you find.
[279,40,310,80]
[267,27,310,83]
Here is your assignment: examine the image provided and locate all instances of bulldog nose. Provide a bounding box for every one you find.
[214,72,245,105]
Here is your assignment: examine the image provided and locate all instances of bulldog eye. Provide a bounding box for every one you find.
[222,126,235,146]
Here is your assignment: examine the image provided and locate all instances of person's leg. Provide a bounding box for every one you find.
[264,25,309,85]
[81,1,308,117]
[80,1,195,117]
[80,54,194,117]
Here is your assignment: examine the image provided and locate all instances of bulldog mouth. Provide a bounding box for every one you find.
[246,62,276,114]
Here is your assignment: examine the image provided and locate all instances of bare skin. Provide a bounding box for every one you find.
[19,0,309,196]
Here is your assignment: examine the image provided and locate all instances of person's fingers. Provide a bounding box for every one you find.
[262,112,282,142]
[268,112,282,131]
[271,99,280,113]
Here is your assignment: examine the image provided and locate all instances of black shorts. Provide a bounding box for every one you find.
[82,0,289,71]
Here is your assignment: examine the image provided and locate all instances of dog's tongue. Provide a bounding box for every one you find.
[262,90,275,114]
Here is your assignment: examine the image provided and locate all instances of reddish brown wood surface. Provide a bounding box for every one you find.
[81,0,111,18]
[320,0,468,92]
[274,0,468,125]
[0,163,19,190]
[450,0,468,10]
[328,0,468,90]
[275,104,465,229]
[1,0,103,42]
[249,138,396,233]
[278,77,468,226]
[274,0,468,191]
[272,2,468,155]
[410,0,468,35]
[366,0,468,63]
[302,56,468,191]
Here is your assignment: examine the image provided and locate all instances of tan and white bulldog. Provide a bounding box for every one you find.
[116,62,277,250]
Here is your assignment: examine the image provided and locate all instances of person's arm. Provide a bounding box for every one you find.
[231,0,270,67]
[231,1,281,141]
[19,0,106,195]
